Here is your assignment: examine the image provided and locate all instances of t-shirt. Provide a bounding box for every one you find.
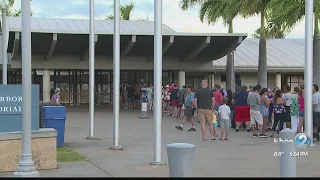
[127,87,135,98]
[247,92,260,111]
[51,94,60,103]
[178,89,186,101]
[298,95,304,111]
[290,94,299,116]
[147,88,152,100]
[170,89,179,101]
[195,88,213,109]
[312,92,320,112]
[235,92,248,106]
[218,105,231,120]
[185,92,195,107]
[214,90,223,106]
[282,92,294,106]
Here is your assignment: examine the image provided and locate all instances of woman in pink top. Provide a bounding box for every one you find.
[298,89,305,133]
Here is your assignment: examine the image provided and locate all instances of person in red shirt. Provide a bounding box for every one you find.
[168,83,175,93]
[166,83,176,116]
[214,84,223,126]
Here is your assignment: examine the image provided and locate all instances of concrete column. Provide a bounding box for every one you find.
[178,71,185,88]
[226,51,235,92]
[276,73,282,88]
[43,69,51,102]
[211,74,215,89]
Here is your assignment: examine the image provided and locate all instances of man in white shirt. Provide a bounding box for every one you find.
[282,85,294,129]
[312,84,320,141]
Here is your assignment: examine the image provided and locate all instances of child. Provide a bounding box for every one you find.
[212,110,219,139]
[218,97,231,140]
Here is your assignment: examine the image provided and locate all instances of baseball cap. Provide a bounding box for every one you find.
[268,89,271,92]
[166,85,169,88]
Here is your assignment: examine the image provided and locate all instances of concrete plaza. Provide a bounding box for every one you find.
[1,106,320,177]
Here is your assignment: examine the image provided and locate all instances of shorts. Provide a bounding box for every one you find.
[178,100,184,107]
[214,105,220,112]
[184,106,194,118]
[192,108,196,115]
[299,111,304,117]
[213,122,219,128]
[171,100,179,107]
[128,97,135,102]
[283,106,291,122]
[313,112,320,127]
[234,106,250,122]
[220,118,231,129]
[198,109,213,124]
[250,110,263,125]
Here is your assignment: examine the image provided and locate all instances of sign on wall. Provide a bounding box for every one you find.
[0,85,39,133]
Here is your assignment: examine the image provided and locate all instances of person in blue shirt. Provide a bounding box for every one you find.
[175,85,196,131]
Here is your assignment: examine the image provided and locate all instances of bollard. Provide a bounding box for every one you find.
[139,88,150,119]
[167,143,195,177]
[279,128,296,177]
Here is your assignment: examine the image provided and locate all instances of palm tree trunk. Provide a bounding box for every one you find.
[257,9,268,88]
[226,20,235,92]
[313,14,320,86]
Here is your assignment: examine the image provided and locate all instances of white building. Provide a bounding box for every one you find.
[0,17,303,105]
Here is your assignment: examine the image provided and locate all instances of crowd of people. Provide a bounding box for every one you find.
[119,80,320,142]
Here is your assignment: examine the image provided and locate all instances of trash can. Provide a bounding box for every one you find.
[167,143,195,177]
[43,106,67,147]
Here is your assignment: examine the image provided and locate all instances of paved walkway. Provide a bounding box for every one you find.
[2,106,320,177]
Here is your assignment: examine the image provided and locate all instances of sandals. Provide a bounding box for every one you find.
[218,138,229,140]
[211,138,216,140]
[202,138,207,141]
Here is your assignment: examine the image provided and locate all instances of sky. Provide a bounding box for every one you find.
[11,0,306,38]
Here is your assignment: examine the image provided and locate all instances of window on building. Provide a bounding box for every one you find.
[221,74,226,82]
[286,75,303,92]
[163,71,173,83]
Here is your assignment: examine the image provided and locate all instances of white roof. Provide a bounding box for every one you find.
[4,17,177,35]
[213,38,304,68]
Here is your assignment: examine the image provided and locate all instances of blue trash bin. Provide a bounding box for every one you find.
[43,106,67,147]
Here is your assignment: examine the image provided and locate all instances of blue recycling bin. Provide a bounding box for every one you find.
[43,106,67,147]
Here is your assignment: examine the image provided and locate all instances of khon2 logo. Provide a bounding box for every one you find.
[295,133,311,149]
[274,133,311,149]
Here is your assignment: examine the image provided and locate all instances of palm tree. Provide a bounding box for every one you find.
[0,0,20,17]
[106,2,146,21]
[226,0,274,88]
[252,20,288,39]
[268,0,320,85]
[180,0,240,91]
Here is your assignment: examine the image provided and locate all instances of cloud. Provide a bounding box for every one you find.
[9,0,305,38]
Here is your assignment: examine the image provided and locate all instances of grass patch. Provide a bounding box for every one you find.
[57,147,88,162]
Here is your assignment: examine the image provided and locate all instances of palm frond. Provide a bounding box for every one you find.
[179,0,204,10]
[199,0,227,25]
[120,2,134,20]
[105,15,114,20]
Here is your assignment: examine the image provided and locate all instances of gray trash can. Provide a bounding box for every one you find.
[167,143,195,177]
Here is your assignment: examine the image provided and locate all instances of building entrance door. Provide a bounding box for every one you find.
[96,70,111,104]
